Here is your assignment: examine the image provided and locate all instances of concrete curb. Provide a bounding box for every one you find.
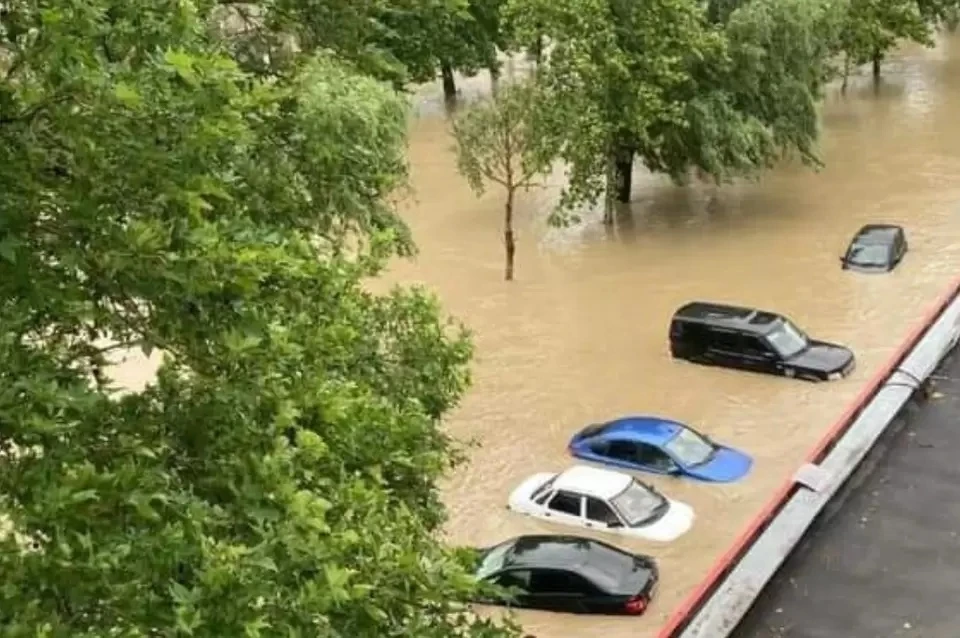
[657,275,960,638]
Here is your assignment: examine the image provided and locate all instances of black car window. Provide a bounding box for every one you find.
[548,491,583,516]
[636,443,674,470]
[585,497,621,525]
[493,569,531,591]
[707,328,741,351]
[529,569,594,595]
[589,440,610,455]
[741,336,772,357]
[605,440,638,462]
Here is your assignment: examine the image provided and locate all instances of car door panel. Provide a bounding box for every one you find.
[740,336,779,375]
[543,490,585,529]
[528,569,592,613]
[635,443,680,475]
[704,329,746,368]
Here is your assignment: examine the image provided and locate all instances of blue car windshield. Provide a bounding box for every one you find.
[664,428,714,467]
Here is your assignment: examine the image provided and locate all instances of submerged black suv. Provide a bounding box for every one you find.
[669,302,855,382]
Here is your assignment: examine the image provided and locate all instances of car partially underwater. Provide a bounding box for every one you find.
[568,416,753,483]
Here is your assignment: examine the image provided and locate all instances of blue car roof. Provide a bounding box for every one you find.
[592,416,685,445]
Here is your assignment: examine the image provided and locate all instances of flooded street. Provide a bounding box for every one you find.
[388,34,960,637]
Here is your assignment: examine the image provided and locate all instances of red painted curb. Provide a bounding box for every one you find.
[657,275,960,638]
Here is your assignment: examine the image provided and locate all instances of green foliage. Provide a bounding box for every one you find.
[503,0,843,215]
[504,0,721,215]
[0,1,517,636]
[253,0,506,89]
[837,0,931,70]
[452,81,550,194]
[451,81,553,278]
[652,0,845,180]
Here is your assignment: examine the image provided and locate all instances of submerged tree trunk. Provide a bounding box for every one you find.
[603,155,616,226]
[441,63,457,102]
[841,52,851,95]
[531,36,543,67]
[614,151,633,204]
[603,143,634,224]
[504,189,516,281]
[872,50,882,83]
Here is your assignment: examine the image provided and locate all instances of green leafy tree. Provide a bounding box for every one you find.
[0,2,516,636]
[650,0,845,180]
[452,82,552,280]
[255,0,507,100]
[835,0,930,89]
[377,0,506,101]
[504,0,721,224]
[504,0,841,223]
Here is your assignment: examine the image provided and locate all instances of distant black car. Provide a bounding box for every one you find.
[669,302,855,382]
[472,534,658,615]
[841,224,908,273]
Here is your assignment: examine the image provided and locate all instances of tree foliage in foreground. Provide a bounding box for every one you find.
[452,81,552,280]
[0,2,515,636]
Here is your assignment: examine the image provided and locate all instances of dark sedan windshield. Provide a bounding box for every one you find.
[846,243,890,267]
[766,320,808,358]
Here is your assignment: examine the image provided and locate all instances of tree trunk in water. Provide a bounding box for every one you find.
[490,65,501,97]
[603,155,616,226]
[841,53,850,95]
[615,152,633,204]
[441,63,457,103]
[872,51,881,83]
[504,190,516,281]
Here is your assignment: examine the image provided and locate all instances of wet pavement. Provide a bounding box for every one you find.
[733,346,960,638]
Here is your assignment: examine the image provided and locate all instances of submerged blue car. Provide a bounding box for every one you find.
[567,416,753,483]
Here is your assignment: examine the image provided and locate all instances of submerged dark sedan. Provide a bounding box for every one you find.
[841,224,908,273]
[472,534,659,615]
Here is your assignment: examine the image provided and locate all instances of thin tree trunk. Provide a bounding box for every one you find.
[872,50,881,83]
[603,154,616,226]
[615,151,633,204]
[504,189,516,281]
[841,52,850,95]
[441,63,457,102]
[490,64,501,97]
[532,36,543,67]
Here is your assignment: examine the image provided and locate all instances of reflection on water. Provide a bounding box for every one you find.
[386,33,960,638]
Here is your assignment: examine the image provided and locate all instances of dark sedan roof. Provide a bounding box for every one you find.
[851,224,903,245]
[498,535,632,571]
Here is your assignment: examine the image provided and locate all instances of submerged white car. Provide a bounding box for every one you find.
[507,465,695,542]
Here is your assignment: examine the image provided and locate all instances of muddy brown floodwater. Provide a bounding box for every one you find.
[384,34,960,638]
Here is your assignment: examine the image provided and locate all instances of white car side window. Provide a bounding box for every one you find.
[547,491,584,517]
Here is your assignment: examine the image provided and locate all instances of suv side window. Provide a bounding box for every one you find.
[741,336,772,357]
[547,491,583,516]
[707,328,741,351]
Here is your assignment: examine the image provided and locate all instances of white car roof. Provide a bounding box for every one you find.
[552,465,634,500]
